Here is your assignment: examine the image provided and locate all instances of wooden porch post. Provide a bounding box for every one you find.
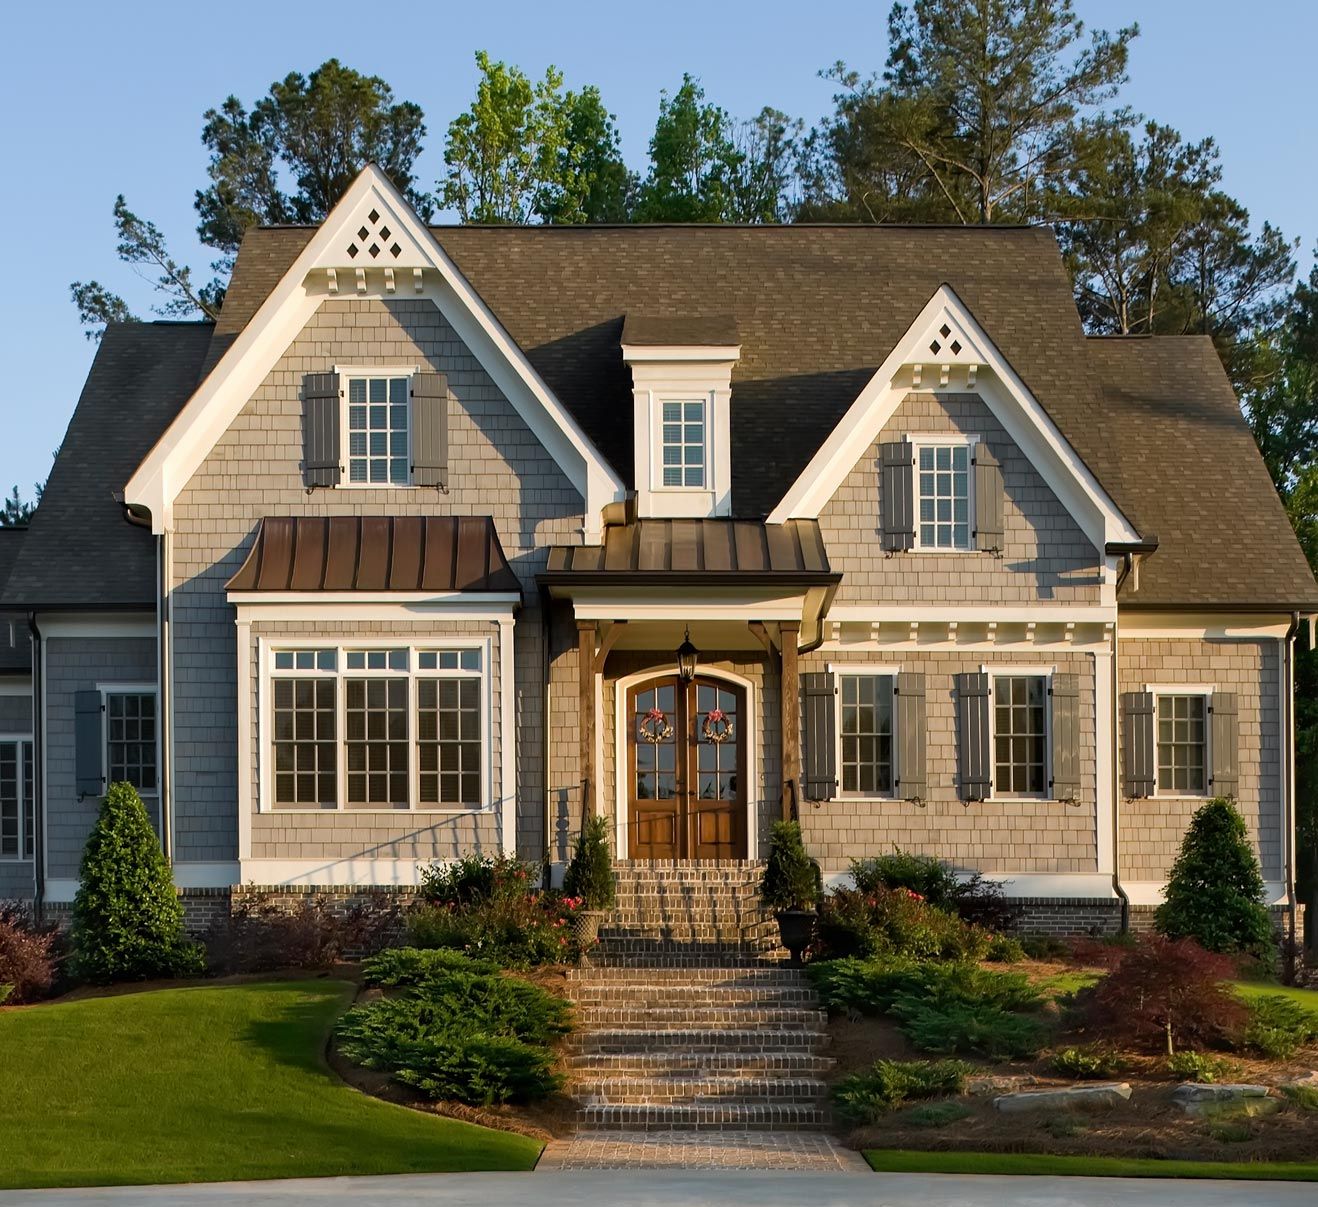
[779,620,801,821]
[576,619,596,828]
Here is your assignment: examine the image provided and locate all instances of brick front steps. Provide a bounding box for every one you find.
[561,863,833,1133]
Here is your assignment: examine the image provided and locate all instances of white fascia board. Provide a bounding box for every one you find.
[228,591,520,608]
[827,604,1116,625]
[1120,612,1294,639]
[767,284,1140,549]
[238,858,437,887]
[39,615,156,639]
[821,870,1117,899]
[622,344,742,363]
[233,603,516,624]
[1123,879,1289,907]
[124,165,623,536]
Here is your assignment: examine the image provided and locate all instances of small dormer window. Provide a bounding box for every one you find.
[660,400,707,489]
[916,441,971,549]
[346,375,411,485]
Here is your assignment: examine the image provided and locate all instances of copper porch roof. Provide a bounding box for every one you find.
[226,516,521,595]
[542,519,836,583]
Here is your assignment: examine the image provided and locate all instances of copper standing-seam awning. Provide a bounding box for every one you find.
[226,516,521,595]
[540,518,838,587]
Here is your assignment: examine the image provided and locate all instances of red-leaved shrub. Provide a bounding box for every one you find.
[0,901,58,1003]
[206,893,394,973]
[1087,935,1247,1055]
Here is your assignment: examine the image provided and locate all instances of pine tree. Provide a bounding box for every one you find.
[71,782,204,984]
[562,814,616,910]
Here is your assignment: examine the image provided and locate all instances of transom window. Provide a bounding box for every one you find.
[346,375,410,485]
[106,692,158,796]
[0,739,33,860]
[660,400,706,488]
[1157,694,1207,794]
[839,674,894,796]
[993,675,1046,796]
[267,644,486,811]
[917,442,971,549]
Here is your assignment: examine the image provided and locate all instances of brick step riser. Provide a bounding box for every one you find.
[574,1008,828,1029]
[568,1031,830,1055]
[575,1078,826,1103]
[588,956,789,970]
[566,966,808,983]
[574,1105,831,1132]
[568,989,818,1008]
[568,1054,836,1076]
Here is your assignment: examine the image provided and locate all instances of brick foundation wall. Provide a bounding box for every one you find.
[1008,897,1122,938]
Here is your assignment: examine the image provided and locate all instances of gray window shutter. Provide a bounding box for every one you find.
[411,372,449,488]
[973,443,1004,553]
[1050,672,1081,801]
[801,672,837,801]
[880,439,915,552]
[1121,691,1155,798]
[956,672,991,801]
[75,689,104,798]
[302,372,341,487]
[895,672,926,802]
[1210,691,1238,798]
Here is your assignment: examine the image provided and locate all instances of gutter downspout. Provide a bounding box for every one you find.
[539,583,554,884]
[1284,611,1300,976]
[27,612,43,920]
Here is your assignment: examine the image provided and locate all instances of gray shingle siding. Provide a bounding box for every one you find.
[44,637,157,879]
[170,297,584,866]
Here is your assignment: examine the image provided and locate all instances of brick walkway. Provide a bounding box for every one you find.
[537,1130,869,1172]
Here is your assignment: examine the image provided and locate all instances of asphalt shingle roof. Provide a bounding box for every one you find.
[4,322,213,609]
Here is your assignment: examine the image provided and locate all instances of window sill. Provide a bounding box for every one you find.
[259,806,494,816]
[0,855,33,863]
[983,795,1056,805]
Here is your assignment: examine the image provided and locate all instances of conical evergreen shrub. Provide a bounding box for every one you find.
[71,782,204,984]
[1155,796,1273,960]
[562,814,616,910]
[760,820,821,911]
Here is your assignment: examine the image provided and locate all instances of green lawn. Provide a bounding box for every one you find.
[0,980,542,1188]
[865,1150,1318,1182]
[1234,980,1318,1010]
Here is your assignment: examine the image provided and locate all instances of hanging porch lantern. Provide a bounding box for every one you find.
[676,627,699,683]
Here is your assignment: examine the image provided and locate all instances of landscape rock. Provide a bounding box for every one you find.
[993,1082,1132,1113]
[1282,1071,1318,1089]
[1171,1082,1270,1104]
[1172,1083,1277,1117]
[967,1073,1041,1097]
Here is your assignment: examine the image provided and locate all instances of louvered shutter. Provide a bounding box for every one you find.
[974,443,1004,553]
[880,439,915,552]
[1210,691,1239,798]
[895,672,926,802]
[1121,691,1155,798]
[75,689,104,798]
[411,372,449,488]
[1050,673,1081,801]
[801,672,837,801]
[301,372,341,487]
[956,672,991,801]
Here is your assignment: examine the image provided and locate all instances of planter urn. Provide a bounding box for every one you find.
[774,908,816,966]
[572,908,608,959]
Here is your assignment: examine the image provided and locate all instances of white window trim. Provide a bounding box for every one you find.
[982,664,1054,803]
[909,433,979,553]
[1145,683,1215,800]
[259,638,493,815]
[98,682,159,799]
[0,733,33,862]
[651,393,712,494]
[829,663,901,802]
[334,364,419,490]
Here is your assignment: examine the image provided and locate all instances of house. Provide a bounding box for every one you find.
[2,164,1313,935]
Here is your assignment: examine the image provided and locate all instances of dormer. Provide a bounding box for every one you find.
[622,315,739,518]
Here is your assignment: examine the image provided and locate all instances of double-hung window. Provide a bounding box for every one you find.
[105,690,158,798]
[838,673,895,797]
[0,738,33,860]
[659,399,707,488]
[268,645,486,811]
[915,440,972,550]
[1156,693,1207,795]
[345,374,411,485]
[992,674,1047,797]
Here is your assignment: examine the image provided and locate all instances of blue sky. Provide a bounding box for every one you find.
[0,0,1312,501]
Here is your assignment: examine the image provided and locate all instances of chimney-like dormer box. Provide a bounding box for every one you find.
[622,315,740,519]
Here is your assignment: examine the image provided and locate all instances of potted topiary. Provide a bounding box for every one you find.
[562,814,617,957]
[761,820,820,965]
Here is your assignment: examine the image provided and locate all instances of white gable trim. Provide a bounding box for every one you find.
[124,166,624,540]
[766,285,1140,551]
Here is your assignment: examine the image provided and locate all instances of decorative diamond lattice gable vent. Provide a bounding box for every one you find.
[347,208,402,261]
[906,305,989,388]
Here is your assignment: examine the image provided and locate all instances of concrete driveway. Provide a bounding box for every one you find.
[1,1171,1313,1206]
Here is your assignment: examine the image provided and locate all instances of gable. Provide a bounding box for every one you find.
[125,167,623,539]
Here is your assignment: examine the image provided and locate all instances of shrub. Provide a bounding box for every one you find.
[1242,993,1318,1060]
[892,998,1047,1060]
[206,893,390,973]
[813,886,991,962]
[405,889,582,968]
[986,935,1026,963]
[1155,798,1273,960]
[1022,936,1071,961]
[1051,1046,1124,1079]
[1281,1084,1318,1111]
[419,853,540,908]
[760,821,820,911]
[0,902,57,1003]
[335,954,571,1105]
[1087,935,1247,1055]
[70,783,204,984]
[903,1101,973,1128]
[831,1057,972,1123]
[1167,1051,1232,1083]
[562,815,616,910]
[850,852,1019,932]
[808,955,1041,1018]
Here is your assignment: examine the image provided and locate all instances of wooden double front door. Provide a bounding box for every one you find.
[627,675,747,861]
